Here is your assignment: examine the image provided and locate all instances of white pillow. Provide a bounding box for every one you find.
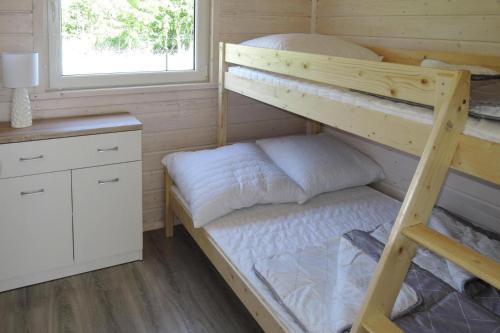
[164,143,306,228]
[241,33,383,62]
[421,59,500,75]
[256,134,384,200]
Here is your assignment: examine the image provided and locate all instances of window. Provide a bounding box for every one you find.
[48,0,210,89]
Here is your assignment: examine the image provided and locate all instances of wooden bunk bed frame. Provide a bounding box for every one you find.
[164,42,500,333]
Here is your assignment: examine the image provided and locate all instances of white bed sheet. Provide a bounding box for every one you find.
[228,66,500,143]
[202,186,402,332]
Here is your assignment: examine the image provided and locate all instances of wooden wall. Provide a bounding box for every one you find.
[316,0,500,56]
[317,0,500,232]
[0,0,311,231]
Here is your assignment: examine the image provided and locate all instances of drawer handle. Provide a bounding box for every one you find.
[98,177,120,185]
[19,154,44,162]
[21,189,45,196]
[97,146,119,153]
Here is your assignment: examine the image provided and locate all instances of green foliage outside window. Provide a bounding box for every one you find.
[62,0,195,55]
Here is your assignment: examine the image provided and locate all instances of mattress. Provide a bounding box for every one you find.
[202,186,403,332]
[228,66,500,144]
[251,209,500,332]
[346,230,500,333]
[253,235,420,333]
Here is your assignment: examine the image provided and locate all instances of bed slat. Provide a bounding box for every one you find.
[403,224,500,289]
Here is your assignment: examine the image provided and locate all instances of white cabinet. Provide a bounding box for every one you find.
[0,116,143,292]
[0,172,73,281]
[73,162,142,263]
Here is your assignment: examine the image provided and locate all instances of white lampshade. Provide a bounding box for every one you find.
[1,52,39,88]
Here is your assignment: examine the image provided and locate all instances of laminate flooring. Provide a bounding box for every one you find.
[0,227,263,333]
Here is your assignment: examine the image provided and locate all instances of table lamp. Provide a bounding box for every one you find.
[1,52,39,128]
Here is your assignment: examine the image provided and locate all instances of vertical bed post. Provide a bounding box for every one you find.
[218,42,229,146]
[164,170,174,238]
[306,121,322,135]
[351,71,470,333]
[305,0,322,140]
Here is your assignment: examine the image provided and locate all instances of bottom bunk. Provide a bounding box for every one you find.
[166,177,500,333]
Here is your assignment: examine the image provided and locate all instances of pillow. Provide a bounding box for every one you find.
[241,33,383,62]
[256,134,384,200]
[420,59,500,76]
[164,143,306,228]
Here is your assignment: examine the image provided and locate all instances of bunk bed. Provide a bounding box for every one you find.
[164,41,500,333]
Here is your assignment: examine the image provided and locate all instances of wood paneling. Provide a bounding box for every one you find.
[0,0,32,12]
[221,0,309,16]
[0,0,310,231]
[0,35,33,52]
[318,16,500,43]
[219,15,309,34]
[317,0,500,56]
[0,13,32,34]
[317,0,500,17]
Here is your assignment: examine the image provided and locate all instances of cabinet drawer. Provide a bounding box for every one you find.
[72,162,142,263]
[0,130,141,179]
[0,172,73,281]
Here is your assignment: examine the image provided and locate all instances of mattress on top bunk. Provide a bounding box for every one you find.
[228,66,500,144]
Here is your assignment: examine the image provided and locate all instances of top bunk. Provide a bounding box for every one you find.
[218,40,500,185]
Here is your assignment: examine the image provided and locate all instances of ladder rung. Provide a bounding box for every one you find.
[403,224,500,289]
[363,312,403,333]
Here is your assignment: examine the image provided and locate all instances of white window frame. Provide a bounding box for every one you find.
[48,0,210,90]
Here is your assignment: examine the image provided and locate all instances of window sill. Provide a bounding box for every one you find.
[31,81,218,101]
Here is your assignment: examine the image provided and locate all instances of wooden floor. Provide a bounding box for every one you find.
[0,227,263,333]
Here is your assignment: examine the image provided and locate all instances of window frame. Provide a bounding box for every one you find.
[48,0,211,90]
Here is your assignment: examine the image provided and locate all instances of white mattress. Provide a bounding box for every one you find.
[229,66,500,144]
[203,186,402,332]
[254,235,419,332]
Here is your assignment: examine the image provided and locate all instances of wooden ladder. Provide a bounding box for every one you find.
[351,70,500,333]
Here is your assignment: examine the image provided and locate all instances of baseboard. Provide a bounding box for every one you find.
[0,250,142,293]
[143,217,181,232]
[143,220,164,231]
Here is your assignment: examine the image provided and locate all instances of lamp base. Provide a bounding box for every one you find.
[11,87,33,128]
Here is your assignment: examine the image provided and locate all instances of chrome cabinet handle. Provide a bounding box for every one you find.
[21,189,45,196]
[97,146,119,153]
[20,154,44,162]
[98,178,119,185]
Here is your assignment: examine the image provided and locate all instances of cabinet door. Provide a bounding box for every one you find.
[72,162,142,263]
[0,171,73,281]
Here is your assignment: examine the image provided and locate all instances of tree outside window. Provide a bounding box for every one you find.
[61,0,195,75]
